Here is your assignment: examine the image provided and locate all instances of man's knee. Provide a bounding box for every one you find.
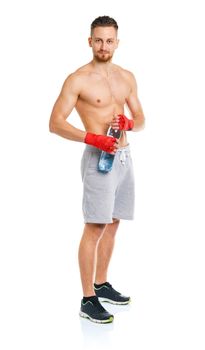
[112,218,120,224]
[104,218,120,237]
[85,223,106,239]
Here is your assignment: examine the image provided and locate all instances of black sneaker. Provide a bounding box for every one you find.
[94,282,131,305]
[79,296,114,324]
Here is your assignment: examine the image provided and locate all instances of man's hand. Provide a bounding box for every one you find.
[111,114,134,131]
[84,133,119,154]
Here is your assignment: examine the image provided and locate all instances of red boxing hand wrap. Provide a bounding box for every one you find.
[84,132,117,153]
[118,114,134,131]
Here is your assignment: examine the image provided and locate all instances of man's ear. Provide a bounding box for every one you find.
[116,39,120,48]
[88,37,92,47]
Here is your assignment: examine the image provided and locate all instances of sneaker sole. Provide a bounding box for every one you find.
[79,311,114,324]
[98,297,131,305]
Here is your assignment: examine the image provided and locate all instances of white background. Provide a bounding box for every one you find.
[0,0,205,349]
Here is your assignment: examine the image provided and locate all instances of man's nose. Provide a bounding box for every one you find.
[101,42,107,50]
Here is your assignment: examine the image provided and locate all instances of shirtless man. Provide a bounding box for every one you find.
[49,16,145,324]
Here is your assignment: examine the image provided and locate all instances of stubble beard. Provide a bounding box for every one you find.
[94,52,113,63]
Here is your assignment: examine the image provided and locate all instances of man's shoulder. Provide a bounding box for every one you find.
[69,64,92,79]
[116,65,135,79]
[63,64,91,90]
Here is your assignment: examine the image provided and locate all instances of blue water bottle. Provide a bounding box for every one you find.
[98,127,121,173]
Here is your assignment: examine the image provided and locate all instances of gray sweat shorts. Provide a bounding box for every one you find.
[81,144,135,224]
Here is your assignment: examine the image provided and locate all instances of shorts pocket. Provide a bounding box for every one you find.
[87,151,100,170]
[81,151,92,180]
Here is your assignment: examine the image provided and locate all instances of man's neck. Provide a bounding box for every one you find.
[91,59,113,77]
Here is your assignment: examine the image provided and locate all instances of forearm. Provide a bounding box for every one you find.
[49,118,86,142]
[132,114,145,132]
[49,117,118,153]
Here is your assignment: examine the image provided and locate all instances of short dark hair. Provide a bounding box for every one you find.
[91,16,118,34]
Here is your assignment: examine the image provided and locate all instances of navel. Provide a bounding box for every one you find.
[97,99,101,103]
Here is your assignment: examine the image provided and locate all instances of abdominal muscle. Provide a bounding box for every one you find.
[75,100,128,148]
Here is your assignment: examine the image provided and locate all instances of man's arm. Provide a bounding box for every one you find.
[49,73,119,153]
[49,73,86,142]
[125,72,145,132]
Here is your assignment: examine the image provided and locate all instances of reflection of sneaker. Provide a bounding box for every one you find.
[79,296,114,324]
[94,282,131,305]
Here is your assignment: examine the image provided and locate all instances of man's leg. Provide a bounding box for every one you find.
[93,218,131,305]
[78,223,106,297]
[95,219,120,284]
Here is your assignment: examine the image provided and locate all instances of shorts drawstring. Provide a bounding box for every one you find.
[119,149,128,165]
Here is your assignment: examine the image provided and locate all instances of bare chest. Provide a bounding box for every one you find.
[79,73,130,107]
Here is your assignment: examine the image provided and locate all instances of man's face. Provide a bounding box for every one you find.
[88,26,119,63]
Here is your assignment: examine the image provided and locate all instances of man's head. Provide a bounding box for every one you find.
[89,16,119,63]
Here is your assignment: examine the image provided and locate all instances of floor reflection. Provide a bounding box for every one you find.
[79,303,131,348]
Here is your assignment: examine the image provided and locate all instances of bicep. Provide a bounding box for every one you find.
[126,75,144,118]
[126,92,144,118]
[50,75,80,123]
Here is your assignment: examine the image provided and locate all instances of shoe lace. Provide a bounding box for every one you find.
[106,282,121,295]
